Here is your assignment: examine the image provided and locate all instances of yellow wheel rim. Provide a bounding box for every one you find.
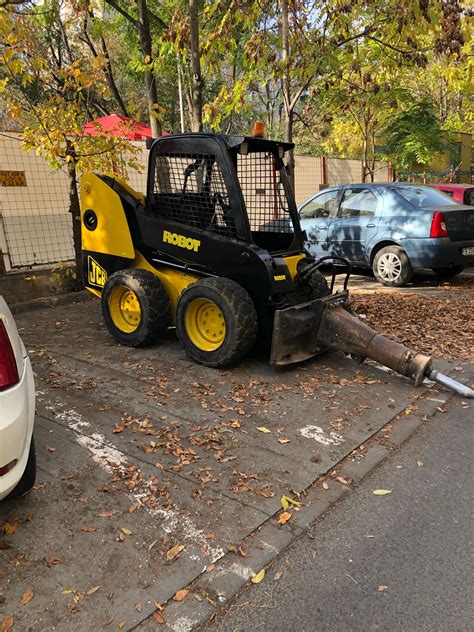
[184,298,226,351]
[109,286,141,333]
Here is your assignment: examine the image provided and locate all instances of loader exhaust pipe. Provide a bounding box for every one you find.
[318,306,474,398]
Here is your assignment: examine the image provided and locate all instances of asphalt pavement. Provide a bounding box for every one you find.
[205,396,474,632]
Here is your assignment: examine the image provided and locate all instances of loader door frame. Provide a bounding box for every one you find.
[146,134,251,243]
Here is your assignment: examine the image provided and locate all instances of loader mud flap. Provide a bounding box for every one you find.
[270,293,348,365]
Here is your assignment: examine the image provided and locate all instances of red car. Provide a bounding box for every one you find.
[431,183,474,206]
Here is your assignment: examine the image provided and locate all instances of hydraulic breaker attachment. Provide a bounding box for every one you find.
[271,299,474,398]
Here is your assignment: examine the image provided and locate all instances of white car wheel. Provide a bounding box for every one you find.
[373,246,413,287]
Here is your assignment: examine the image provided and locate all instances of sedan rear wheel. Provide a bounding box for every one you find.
[432,265,464,279]
[373,246,413,287]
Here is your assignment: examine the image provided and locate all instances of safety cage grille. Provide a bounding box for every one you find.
[151,152,237,238]
[237,153,292,234]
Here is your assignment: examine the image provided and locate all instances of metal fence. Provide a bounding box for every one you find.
[0,132,390,272]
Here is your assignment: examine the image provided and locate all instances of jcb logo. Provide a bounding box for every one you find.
[88,256,107,288]
[163,230,200,252]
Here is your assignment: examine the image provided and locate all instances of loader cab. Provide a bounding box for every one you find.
[145,133,305,255]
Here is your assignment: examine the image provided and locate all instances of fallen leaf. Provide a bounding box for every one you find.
[278,437,290,444]
[251,569,265,584]
[128,502,140,513]
[45,445,56,453]
[21,587,34,606]
[62,590,74,595]
[281,495,301,510]
[278,511,291,525]
[2,518,22,536]
[273,571,283,581]
[336,476,350,486]
[118,619,126,629]
[99,511,116,518]
[44,556,61,567]
[311,550,317,561]
[373,489,392,496]
[256,426,271,433]
[173,589,189,602]
[154,602,164,611]
[9,554,24,567]
[120,528,133,536]
[1,616,14,632]
[166,544,185,561]
[378,585,388,592]
[135,603,142,613]
[416,460,423,468]
[153,613,165,624]
[322,482,329,490]
[81,526,96,532]
[86,586,101,596]
[148,539,158,552]
[113,421,126,433]
[436,406,446,413]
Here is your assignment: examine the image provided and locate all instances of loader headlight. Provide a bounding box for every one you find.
[84,210,98,231]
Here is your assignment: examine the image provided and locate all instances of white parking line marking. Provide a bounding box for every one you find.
[299,425,345,446]
[43,397,225,564]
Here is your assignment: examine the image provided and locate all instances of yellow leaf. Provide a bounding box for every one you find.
[373,489,392,496]
[121,528,133,535]
[251,569,265,584]
[257,427,271,433]
[86,586,100,596]
[21,587,34,605]
[173,589,189,602]
[62,589,74,595]
[280,495,301,510]
[278,511,291,525]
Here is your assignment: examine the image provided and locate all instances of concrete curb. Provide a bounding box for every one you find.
[134,364,473,632]
[10,290,92,314]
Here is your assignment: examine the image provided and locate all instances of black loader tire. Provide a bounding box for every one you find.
[5,436,36,500]
[432,265,464,279]
[101,269,170,347]
[176,277,258,368]
[309,270,331,298]
[373,245,413,287]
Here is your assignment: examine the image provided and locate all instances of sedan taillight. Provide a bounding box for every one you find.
[430,211,449,238]
[0,319,20,391]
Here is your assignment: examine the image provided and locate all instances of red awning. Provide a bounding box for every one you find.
[83,114,168,140]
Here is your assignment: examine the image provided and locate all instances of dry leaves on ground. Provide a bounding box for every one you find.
[21,587,34,606]
[173,589,189,602]
[352,291,474,360]
[1,616,14,632]
[166,544,185,561]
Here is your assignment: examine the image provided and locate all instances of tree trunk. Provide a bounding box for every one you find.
[136,0,162,137]
[281,0,295,192]
[189,0,203,132]
[67,159,83,287]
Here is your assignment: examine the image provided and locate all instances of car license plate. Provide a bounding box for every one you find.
[462,247,474,256]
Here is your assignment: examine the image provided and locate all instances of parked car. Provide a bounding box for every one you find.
[298,183,474,286]
[0,296,35,501]
[431,183,474,206]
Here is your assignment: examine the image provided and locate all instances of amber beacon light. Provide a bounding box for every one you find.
[252,121,265,137]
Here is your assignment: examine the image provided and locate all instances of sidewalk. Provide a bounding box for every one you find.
[0,298,472,631]
[204,387,474,632]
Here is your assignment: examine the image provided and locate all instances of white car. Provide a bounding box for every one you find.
[0,296,35,500]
